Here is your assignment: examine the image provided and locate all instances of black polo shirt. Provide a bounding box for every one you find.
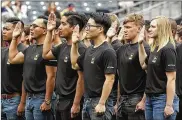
[23,44,54,93]
[176,43,182,95]
[117,42,150,95]
[145,42,176,94]
[51,42,86,99]
[1,43,26,94]
[77,41,117,98]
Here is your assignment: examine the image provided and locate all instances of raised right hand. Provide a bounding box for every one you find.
[47,12,56,31]
[13,22,22,39]
[72,25,80,44]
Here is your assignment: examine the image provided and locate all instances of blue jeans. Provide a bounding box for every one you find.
[117,94,145,120]
[82,97,114,120]
[145,94,179,120]
[25,93,53,120]
[1,96,25,120]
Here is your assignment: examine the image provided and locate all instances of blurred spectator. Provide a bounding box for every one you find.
[44,2,61,19]
[61,3,76,16]
[1,0,15,27]
[176,25,182,44]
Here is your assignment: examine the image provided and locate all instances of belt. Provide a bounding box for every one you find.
[1,93,20,99]
[27,92,45,97]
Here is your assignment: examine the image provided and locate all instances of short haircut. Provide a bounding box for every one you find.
[56,19,61,29]
[89,12,111,35]
[63,12,87,31]
[123,13,144,27]
[37,15,48,27]
[168,18,177,33]
[24,25,30,36]
[5,17,24,28]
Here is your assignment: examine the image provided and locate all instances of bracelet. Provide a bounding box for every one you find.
[44,99,51,105]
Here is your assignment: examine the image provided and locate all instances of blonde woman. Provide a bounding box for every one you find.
[138,16,179,120]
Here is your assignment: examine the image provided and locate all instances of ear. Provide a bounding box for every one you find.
[98,26,104,34]
[43,29,47,35]
[55,29,59,35]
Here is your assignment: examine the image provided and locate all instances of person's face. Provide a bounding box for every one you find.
[30,19,46,40]
[85,18,102,39]
[148,20,158,38]
[58,16,74,39]
[123,22,140,41]
[2,22,15,41]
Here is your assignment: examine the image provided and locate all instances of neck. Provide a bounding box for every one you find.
[36,35,46,45]
[54,36,61,45]
[93,34,106,48]
[130,34,139,44]
[66,36,72,45]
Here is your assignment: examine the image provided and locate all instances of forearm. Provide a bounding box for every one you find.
[20,81,27,104]
[138,42,148,69]
[166,78,175,106]
[43,31,53,58]
[45,75,55,100]
[73,73,84,105]
[99,78,114,105]
[116,82,120,104]
[71,43,79,66]
[106,37,112,43]
[9,38,19,63]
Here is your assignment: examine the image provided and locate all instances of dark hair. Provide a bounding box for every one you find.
[89,12,111,35]
[5,17,24,28]
[144,20,150,31]
[168,18,177,32]
[37,15,48,27]
[24,25,30,36]
[68,3,74,7]
[56,19,61,29]
[63,12,87,31]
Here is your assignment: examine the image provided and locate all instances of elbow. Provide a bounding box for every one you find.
[42,53,48,60]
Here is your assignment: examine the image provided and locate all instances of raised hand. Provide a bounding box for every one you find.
[47,12,56,31]
[72,25,80,44]
[13,22,22,39]
[117,26,124,41]
[138,26,145,44]
[106,20,118,38]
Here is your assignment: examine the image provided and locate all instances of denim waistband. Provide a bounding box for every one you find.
[27,92,45,97]
[121,93,143,98]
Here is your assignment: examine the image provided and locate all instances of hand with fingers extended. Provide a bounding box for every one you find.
[138,26,145,44]
[47,12,56,31]
[13,22,23,39]
[72,25,80,44]
[107,21,118,38]
[117,26,124,41]
[95,103,106,116]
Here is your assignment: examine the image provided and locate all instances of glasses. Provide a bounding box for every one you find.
[85,24,101,30]
[30,24,46,29]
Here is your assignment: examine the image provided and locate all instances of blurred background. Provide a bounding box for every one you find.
[1,0,182,26]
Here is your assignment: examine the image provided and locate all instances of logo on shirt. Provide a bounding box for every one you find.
[64,56,68,63]
[91,57,95,64]
[7,60,10,65]
[168,64,175,67]
[34,54,39,60]
[152,56,158,63]
[128,53,134,60]
[107,66,114,69]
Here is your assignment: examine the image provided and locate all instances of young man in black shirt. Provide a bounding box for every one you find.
[116,14,150,120]
[71,12,117,120]
[176,40,182,120]
[42,12,87,120]
[8,16,56,120]
[1,17,26,120]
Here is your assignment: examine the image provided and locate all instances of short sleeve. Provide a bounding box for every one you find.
[51,44,63,59]
[162,48,176,72]
[111,40,123,51]
[78,41,87,55]
[102,49,117,74]
[143,42,151,64]
[44,59,57,66]
[77,52,85,71]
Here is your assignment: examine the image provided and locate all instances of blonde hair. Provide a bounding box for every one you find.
[123,13,144,27]
[150,16,175,52]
